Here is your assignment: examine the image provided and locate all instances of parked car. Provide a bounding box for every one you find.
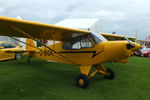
[0,41,23,61]
[134,48,150,57]
[141,48,150,57]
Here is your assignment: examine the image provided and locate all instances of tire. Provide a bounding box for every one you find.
[76,74,89,89]
[15,53,22,60]
[104,68,115,80]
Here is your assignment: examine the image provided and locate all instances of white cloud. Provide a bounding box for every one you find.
[0,0,150,39]
[0,7,5,12]
[94,10,126,21]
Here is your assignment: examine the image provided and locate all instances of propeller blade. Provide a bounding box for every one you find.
[136,49,143,56]
[125,37,135,47]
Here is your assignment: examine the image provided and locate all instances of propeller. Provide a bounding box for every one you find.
[125,37,142,54]
[125,37,135,50]
[125,37,135,48]
[136,49,143,56]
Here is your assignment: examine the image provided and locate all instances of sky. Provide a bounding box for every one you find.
[0,0,150,40]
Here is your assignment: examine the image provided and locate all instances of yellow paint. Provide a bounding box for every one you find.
[26,38,36,51]
[0,41,23,60]
[89,70,98,78]
[79,66,91,76]
[79,79,84,85]
[26,38,36,55]
[97,70,107,75]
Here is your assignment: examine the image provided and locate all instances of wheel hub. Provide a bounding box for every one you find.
[79,79,84,85]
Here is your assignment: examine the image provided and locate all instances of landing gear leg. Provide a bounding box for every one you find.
[28,56,32,63]
[76,64,115,89]
[91,64,115,80]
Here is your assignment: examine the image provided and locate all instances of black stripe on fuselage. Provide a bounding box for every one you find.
[59,51,96,53]
[59,50,103,58]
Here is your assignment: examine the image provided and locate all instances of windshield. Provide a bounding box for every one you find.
[89,32,107,44]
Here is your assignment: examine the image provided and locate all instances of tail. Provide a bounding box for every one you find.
[26,38,36,51]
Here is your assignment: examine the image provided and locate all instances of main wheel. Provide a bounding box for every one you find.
[76,74,89,89]
[104,68,115,80]
[15,53,22,60]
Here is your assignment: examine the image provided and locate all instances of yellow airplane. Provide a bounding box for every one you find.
[101,33,136,42]
[0,41,22,60]
[0,16,142,88]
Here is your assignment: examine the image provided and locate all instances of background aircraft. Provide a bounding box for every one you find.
[0,41,22,60]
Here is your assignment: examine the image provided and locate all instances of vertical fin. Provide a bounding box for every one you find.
[26,38,35,51]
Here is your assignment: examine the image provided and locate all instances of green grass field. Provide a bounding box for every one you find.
[0,56,149,100]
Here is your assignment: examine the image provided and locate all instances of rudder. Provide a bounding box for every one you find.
[26,38,36,51]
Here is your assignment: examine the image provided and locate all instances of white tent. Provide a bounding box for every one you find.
[55,18,100,32]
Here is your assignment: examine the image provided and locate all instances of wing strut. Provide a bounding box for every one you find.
[10,36,74,64]
[9,25,79,65]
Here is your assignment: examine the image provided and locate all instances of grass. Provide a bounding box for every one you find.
[0,56,149,100]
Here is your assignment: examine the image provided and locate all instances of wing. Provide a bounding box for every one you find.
[101,33,136,41]
[0,16,90,42]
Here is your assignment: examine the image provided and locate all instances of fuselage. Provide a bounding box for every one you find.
[32,33,142,66]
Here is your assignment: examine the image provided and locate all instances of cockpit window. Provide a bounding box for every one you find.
[63,35,93,50]
[1,43,16,48]
[63,33,107,50]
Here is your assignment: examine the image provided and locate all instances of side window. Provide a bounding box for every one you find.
[2,43,16,48]
[80,36,92,48]
[63,35,93,50]
[72,37,81,49]
[72,42,81,49]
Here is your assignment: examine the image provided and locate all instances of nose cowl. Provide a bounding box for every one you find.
[125,42,142,58]
[104,41,142,62]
